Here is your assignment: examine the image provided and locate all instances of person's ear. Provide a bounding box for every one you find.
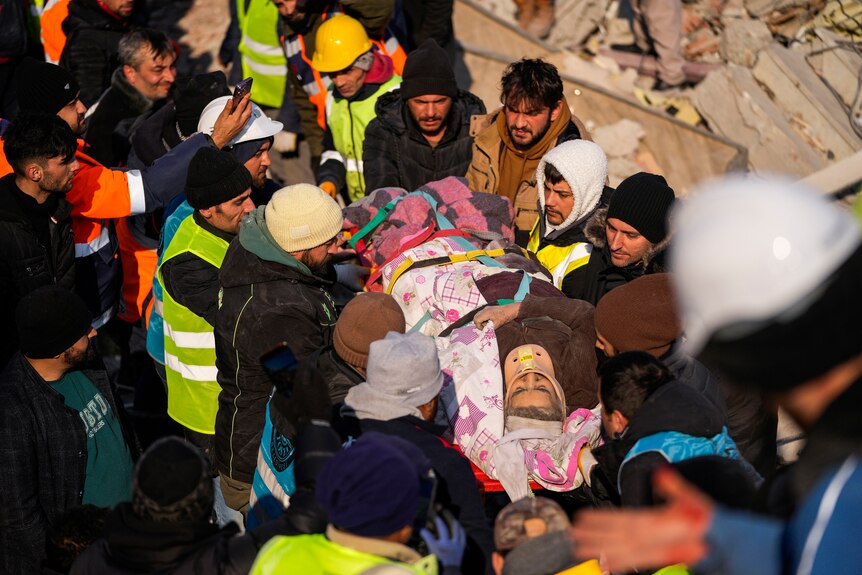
[198,207,214,220]
[611,410,628,435]
[123,64,138,86]
[26,163,42,182]
[549,99,563,122]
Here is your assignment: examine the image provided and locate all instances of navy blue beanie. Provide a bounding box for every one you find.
[315,434,420,537]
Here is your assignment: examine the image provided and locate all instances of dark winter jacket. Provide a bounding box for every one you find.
[0,353,133,575]
[564,207,669,305]
[353,416,494,575]
[60,0,132,106]
[85,68,160,167]
[362,89,486,193]
[0,175,74,365]
[661,342,725,416]
[69,502,281,575]
[312,347,364,405]
[591,380,730,507]
[161,212,235,327]
[214,207,338,484]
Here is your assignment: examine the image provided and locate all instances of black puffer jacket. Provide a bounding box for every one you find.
[60,0,131,106]
[564,207,669,305]
[0,174,74,365]
[363,89,486,192]
[214,208,338,484]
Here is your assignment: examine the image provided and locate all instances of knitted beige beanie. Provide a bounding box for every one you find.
[265,184,343,252]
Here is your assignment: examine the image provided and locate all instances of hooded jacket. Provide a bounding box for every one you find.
[0,174,74,365]
[214,207,338,484]
[60,0,132,106]
[465,101,588,233]
[362,89,486,192]
[560,206,669,305]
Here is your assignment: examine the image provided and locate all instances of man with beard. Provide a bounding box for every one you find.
[467,58,588,242]
[0,286,136,574]
[0,114,79,366]
[363,38,487,193]
[214,183,343,517]
[158,148,254,462]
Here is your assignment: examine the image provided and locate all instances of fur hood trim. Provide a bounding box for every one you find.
[585,207,670,270]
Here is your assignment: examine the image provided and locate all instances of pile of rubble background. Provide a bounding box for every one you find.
[476,0,862,183]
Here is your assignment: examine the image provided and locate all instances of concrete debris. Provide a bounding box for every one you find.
[753,45,862,161]
[804,28,862,109]
[744,0,811,18]
[546,0,612,48]
[592,119,646,157]
[693,65,826,176]
[720,19,773,67]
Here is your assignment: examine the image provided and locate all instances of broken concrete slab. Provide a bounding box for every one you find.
[592,119,646,157]
[753,44,862,161]
[720,18,773,67]
[693,65,826,176]
[804,28,862,109]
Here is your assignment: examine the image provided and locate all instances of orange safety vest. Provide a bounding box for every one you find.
[115,217,158,326]
[41,0,71,64]
[0,139,147,325]
[282,4,406,130]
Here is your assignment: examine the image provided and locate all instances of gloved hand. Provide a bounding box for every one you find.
[272,130,298,154]
[319,180,338,198]
[335,263,370,291]
[421,514,466,568]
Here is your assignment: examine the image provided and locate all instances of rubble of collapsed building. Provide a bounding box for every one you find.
[464,0,862,194]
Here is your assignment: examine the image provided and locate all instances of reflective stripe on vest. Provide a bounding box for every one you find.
[238,0,288,108]
[326,74,401,202]
[284,3,405,130]
[158,215,229,434]
[527,221,593,289]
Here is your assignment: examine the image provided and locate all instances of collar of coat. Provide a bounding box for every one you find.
[326,525,423,564]
[109,67,156,115]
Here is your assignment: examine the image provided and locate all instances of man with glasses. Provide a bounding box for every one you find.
[213,183,344,518]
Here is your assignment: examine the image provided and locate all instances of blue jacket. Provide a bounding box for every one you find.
[700,456,862,575]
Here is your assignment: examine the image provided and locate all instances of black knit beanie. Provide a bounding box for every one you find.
[607,172,676,244]
[174,71,231,137]
[698,244,862,392]
[14,57,81,115]
[16,286,92,359]
[132,437,213,523]
[400,39,458,101]
[185,147,252,209]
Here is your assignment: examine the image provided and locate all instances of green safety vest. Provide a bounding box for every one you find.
[527,219,593,290]
[325,75,401,202]
[237,0,288,109]
[158,216,229,434]
[251,534,436,575]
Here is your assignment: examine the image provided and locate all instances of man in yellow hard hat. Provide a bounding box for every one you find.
[312,14,401,203]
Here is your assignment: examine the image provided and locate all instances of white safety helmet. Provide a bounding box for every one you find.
[671,174,861,356]
[196,95,283,147]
